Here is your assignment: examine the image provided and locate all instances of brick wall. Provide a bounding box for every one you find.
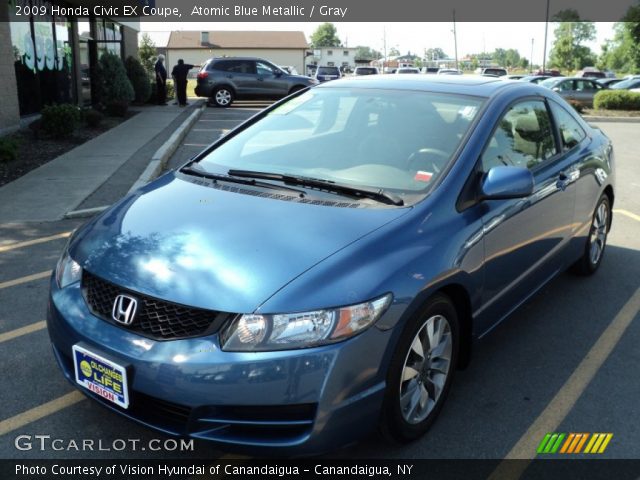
[0,4,21,135]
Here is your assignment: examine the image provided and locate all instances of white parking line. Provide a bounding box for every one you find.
[0,271,51,290]
[0,321,46,344]
[0,232,71,253]
[613,209,640,223]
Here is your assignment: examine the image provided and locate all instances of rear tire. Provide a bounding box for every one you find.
[571,194,611,276]
[380,293,459,443]
[211,87,234,107]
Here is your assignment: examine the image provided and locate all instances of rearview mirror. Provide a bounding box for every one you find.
[480,166,534,200]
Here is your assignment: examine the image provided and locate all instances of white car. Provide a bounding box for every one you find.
[438,68,463,75]
[395,67,420,74]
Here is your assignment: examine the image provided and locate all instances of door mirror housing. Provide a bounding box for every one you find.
[480,166,534,201]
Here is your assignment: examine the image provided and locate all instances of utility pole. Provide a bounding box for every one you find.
[530,38,534,73]
[453,9,459,70]
[542,0,550,73]
[383,27,387,74]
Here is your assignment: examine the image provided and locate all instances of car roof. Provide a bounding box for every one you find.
[208,56,273,62]
[316,74,540,98]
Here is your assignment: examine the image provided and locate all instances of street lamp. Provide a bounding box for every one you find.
[530,38,534,73]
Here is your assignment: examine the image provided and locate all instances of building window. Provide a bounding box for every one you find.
[9,0,73,116]
[343,50,349,56]
[327,50,333,56]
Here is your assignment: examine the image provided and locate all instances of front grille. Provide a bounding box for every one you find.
[82,270,233,341]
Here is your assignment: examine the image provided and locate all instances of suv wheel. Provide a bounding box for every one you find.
[211,87,234,107]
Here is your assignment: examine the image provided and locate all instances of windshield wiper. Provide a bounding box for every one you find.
[181,164,306,196]
[227,169,404,206]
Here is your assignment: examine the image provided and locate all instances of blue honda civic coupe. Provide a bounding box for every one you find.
[48,75,614,454]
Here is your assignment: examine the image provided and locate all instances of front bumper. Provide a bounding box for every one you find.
[47,278,392,455]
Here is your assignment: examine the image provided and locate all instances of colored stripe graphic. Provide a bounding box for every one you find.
[540,433,613,454]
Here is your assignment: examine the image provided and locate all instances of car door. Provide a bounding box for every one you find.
[475,99,577,334]
[574,79,601,107]
[220,60,257,97]
[254,60,289,99]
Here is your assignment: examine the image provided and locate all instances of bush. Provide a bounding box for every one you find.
[148,80,175,104]
[125,56,151,104]
[0,136,19,163]
[594,90,640,110]
[83,109,104,128]
[95,52,134,116]
[41,104,81,138]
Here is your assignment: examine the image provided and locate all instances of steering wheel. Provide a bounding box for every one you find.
[407,148,450,175]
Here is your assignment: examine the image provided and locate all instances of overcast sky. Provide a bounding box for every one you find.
[140,22,616,65]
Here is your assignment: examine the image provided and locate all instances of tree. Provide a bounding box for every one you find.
[598,6,640,73]
[548,9,597,71]
[95,52,134,116]
[354,46,382,61]
[504,49,522,68]
[125,56,151,104]
[492,48,507,67]
[425,48,447,61]
[388,46,401,57]
[138,33,157,75]
[310,23,341,47]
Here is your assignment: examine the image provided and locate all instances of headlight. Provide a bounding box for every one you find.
[221,293,392,351]
[55,250,82,288]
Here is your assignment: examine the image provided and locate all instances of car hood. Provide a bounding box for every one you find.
[71,174,410,314]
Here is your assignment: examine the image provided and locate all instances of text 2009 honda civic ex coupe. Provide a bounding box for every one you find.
[48,75,614,454]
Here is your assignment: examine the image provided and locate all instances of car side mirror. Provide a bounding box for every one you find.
[479,166,534,201]
[552,87,560,92]
[275,70,283,77]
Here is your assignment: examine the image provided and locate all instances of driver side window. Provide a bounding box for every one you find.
[481,100,557,173]
[256,61,275,76]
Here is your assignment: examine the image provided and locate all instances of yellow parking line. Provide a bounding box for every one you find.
[0,271,51,290]
[0,391,85,437]
[0,232,71,253]
[613,209,640,223]
[0,321,46,344]
[488,285,640,478]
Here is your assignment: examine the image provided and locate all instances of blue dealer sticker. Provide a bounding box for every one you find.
[72,345,129,409]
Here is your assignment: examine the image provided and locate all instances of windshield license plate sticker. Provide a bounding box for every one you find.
[72,345,129,409]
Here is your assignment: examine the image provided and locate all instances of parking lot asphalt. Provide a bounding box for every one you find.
[0,116,638,461]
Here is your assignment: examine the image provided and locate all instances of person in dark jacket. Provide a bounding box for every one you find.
[172,59,195,106]
[154,54,167,105]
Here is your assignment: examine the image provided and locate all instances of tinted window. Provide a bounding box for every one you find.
[355,68,377,75]
[549,101,586,151]
[318,67,339,75]
[485,68,507,76]
[611,78,640,89]
[213,60,255,74]
[482,100,557,172]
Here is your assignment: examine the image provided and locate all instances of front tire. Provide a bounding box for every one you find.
[380,293,459,443]
[571,194,611,276]
[211,87,234,107]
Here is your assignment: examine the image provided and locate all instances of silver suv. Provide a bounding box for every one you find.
[195,57,317,107]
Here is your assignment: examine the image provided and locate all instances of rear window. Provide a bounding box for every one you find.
[484,68,507,76]
[355,68,378,75]
[318,67,339,75]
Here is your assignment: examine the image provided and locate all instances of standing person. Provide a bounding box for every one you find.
[154,54,167,105]
[171,59,195,107]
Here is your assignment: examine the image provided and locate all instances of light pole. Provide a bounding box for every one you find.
[542,0,550,73]
[530,38,534,73]
[452,9,459,71]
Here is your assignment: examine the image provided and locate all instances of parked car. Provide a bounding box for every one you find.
[421,67,440,74]
[278,65,299,75]
[597,78,623,88]
[194,57,317,107]
[438,68,463,75]
[395,67,420,74]
[503,74,526,80]
[49,75,614,455]
[576,68,606,79]
[475,67,508,76]
[520,75,551,84]
[609,76,640,90]
[540,77,606,107]
[353,66,380,76]
[535,69,562,77]
[314,65,342,83]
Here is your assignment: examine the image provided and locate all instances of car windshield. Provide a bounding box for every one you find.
[356,68,377,75]
[318,67,339,75]
[195,88,484,203]
[611,78,640,89]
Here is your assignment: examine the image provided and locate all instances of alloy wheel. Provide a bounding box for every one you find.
[589,202,608,265]
[399,314,452,424]
[215,89,231,106]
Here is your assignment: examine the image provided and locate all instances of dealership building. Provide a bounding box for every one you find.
[1,0,140,135]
